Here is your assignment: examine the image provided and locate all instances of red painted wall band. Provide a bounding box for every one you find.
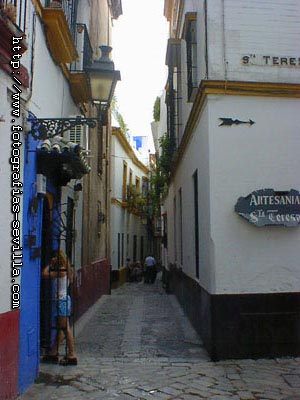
[0,309,20,400]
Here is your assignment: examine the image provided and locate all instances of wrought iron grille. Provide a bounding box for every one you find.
[186,18,197,101]
[40,199,77,357]
[167,66,181,152]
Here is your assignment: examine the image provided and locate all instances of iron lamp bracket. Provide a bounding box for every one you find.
[27,116,100,140]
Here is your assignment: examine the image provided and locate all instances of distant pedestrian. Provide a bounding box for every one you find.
[42,250,77,366]
[144,255,157,284]
[128,261,143,282]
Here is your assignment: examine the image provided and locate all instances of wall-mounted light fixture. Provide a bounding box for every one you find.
[85,45,121,107]
[27,45,121,140]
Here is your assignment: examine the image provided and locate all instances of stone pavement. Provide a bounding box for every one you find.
[18,276,300,400]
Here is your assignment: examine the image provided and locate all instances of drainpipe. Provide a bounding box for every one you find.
[204,0,209,79]
[222,0,228,80]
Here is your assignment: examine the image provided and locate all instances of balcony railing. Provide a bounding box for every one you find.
[70,23,93,72]
[45,0,78,39]
[42,0,78,64]
[0,0,27,32]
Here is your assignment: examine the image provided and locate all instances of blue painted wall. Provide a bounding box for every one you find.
[18,120,62,393]
[18,132,43,393]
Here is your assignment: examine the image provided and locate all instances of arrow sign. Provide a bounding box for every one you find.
[219,118,255,127]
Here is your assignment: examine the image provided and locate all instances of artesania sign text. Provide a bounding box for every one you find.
[235,189,300,227]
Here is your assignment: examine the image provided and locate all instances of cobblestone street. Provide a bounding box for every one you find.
[18,277,300,400]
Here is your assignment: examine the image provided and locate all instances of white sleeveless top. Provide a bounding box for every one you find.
[52,275,68,299]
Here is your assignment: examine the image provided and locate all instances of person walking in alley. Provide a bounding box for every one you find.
[144,254,157,284]
[42,250,77,366]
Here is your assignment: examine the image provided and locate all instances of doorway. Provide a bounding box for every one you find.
[40,195,53,354]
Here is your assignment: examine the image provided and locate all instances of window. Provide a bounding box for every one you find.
[140,236,144,263]
[162,213,168,249]
[133,235,137,262]
[183,13,198,102]
[121,233,124,266]
[136,177,140,192]
[68,117,89,151]
[179,188,183,265]
[126,233,129,259]
[166,39,182,150]
[142,177,148,198]
[193,170,199,278]
[122,162,127,201]
[173,196,177,263]
[118,233,121,268]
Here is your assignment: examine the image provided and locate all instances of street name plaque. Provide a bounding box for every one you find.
[235,188,300,227]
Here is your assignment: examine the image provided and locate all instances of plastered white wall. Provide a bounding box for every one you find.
[163,0,300,296]
[29,19,78,117]
[179,1,300,84]
[207,0,300,83]
[209,95,300,294]
[110,133,149,269]
[165,105,213,293]
[165,94,300,295]
[110,206,148,269]
[0,72,24,313]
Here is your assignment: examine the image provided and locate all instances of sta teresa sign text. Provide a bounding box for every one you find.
[235,189,300,227]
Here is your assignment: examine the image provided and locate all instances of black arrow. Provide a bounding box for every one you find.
[219,118,255,127]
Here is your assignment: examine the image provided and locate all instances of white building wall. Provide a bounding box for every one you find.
[209,95,300,294]
[77,0,91,27]
[178,1,300,84]
[161,0,300,360]
[0,74,23,313]
[166,105,213,292]
[164,0,300,296]
[110,132,149,270]
[166,96,300,296]
[207,0,300,83]
[29,21,78,117]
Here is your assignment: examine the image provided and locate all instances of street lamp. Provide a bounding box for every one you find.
[86,45,121,108]
[27,45,120,140]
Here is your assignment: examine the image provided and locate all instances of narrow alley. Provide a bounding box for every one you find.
[19,276,300,400]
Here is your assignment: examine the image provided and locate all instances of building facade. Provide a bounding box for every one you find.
[110,127,150,277]
[0,0,121,397]
[161,0,300,360]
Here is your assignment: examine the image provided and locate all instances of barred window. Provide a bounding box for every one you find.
[184,14,197,102]
[165,39,182,150]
